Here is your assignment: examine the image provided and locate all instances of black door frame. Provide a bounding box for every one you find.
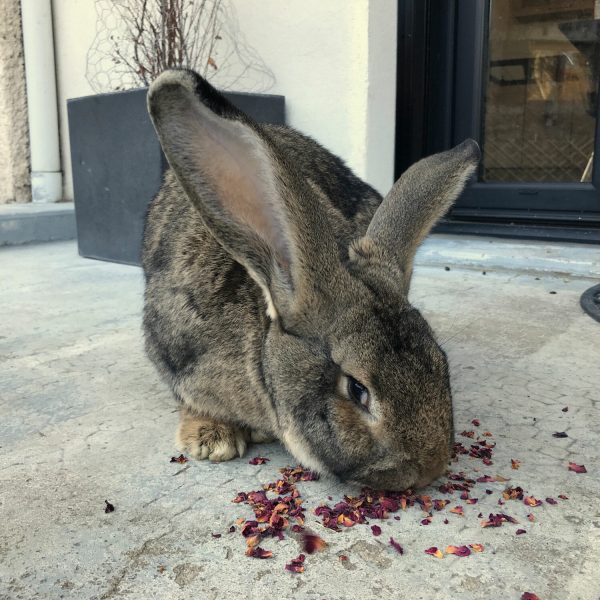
[395,0,600,243]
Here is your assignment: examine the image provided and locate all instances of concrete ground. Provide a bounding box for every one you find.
[1,240,598,600]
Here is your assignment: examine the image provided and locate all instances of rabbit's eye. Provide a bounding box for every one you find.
[347,376,370,410]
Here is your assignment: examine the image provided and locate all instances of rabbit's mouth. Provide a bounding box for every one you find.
[340,455,446,492]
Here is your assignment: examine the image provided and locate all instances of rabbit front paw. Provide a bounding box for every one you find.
[176,409,247,462]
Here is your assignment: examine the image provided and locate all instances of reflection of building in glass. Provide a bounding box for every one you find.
[482,0,600,183]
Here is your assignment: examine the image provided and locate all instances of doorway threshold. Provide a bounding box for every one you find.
[416,233,600,279]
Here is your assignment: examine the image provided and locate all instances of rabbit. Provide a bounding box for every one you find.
[142,68,479,491]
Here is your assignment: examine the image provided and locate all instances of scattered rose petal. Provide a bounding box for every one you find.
[469,544,484,553]
[170,454,189,463]
[302,532,327,554]
[443,518,449,524]
[249,456,270,465]
[516,529,527,535]
[211,533,222,538]
[449,506,464,516]
[104,500,115,514]
[545,497,557,505]
[483,431,493,437]
[389,537,404,555]
[371,525,382,536]
[521,593,541,600]
[561,406,568,412]
[568,462,587,474]
[552,432,568,438]
[228,526,236,533]
[445,545,471,557]
[466,498,478,505]
[511,459,521,470]
[461,430,475,438]
[527,513,535,522]
[285,553,305,573]
[472,419,480,426]
[424,546,443,559]
[524,496,542,507]
[558,494,568,500]
[339,555,348,562]
[246,546,273,559]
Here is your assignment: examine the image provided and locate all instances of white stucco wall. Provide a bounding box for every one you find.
[0,0,30,204]
[52,0,397,200]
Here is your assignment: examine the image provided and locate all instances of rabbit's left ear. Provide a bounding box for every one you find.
[351,140,480,292]
[148,70,331,319]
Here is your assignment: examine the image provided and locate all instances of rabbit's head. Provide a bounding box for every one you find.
[148,69,480,490]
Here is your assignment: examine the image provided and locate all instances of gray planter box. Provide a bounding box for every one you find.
[67,87,285,266]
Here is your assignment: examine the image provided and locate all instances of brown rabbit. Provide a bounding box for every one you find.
[143,69,479,490]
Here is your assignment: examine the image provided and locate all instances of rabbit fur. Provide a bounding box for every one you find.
[142,69,479,489]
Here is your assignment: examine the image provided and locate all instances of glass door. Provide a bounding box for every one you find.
[453,0,600,222]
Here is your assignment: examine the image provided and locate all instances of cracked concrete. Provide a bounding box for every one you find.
[0,240,598,600]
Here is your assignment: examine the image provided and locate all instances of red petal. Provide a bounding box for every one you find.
[511,459,521,470]
[523,496,542,507]
[371,525,382,536]
[516,529,527,535]
[424,546,443,559]
[469,543,484,553]
[248,456,270,465]
[246,546,273,559]
[302,532,327,554]
[445,545,471,557]
[389,537,404,555]
[568,462,587,473]
[170,454,189,463]
[472,419,480,426]
[521,593,541,600]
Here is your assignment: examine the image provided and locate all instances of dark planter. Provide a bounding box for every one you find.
[67,87,285,266]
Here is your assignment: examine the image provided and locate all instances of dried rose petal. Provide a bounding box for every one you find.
[568,462,587,473]
[424,546,443,559]
[104,500,115,514]
[552,432,568,438]
[558,494,568,500]
[502,486,524,501]
[483,431,493,437]
[545,497,557,505]
[511,459,521,470]
[449,506,464,516]
[521,593,541,600]
[524,496,542,507]
[211,533,222,538]
[339,555,348,562]
[228,525,236,533]
[494,474,510,483]
[285,553,305,573]
[248,456,270,465]
[371,525,382,536]
[170,454,189,464]
[246,546,273,559]
[469,544,484,553]
[476,475,495,483]
[527,513,535,522]
[466,498,478,505]
[561,406,568,412]
[445,545,471,557]
[302,532,327,554]
[420,517,432,526]
[389,537,404,555]
[472,419,480,426]
[516,529,526,535]
[461,430,475,438]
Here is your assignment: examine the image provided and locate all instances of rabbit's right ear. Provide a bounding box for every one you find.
[148,70,297,319]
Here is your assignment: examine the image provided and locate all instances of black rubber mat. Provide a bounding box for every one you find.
[580,283,600,323]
